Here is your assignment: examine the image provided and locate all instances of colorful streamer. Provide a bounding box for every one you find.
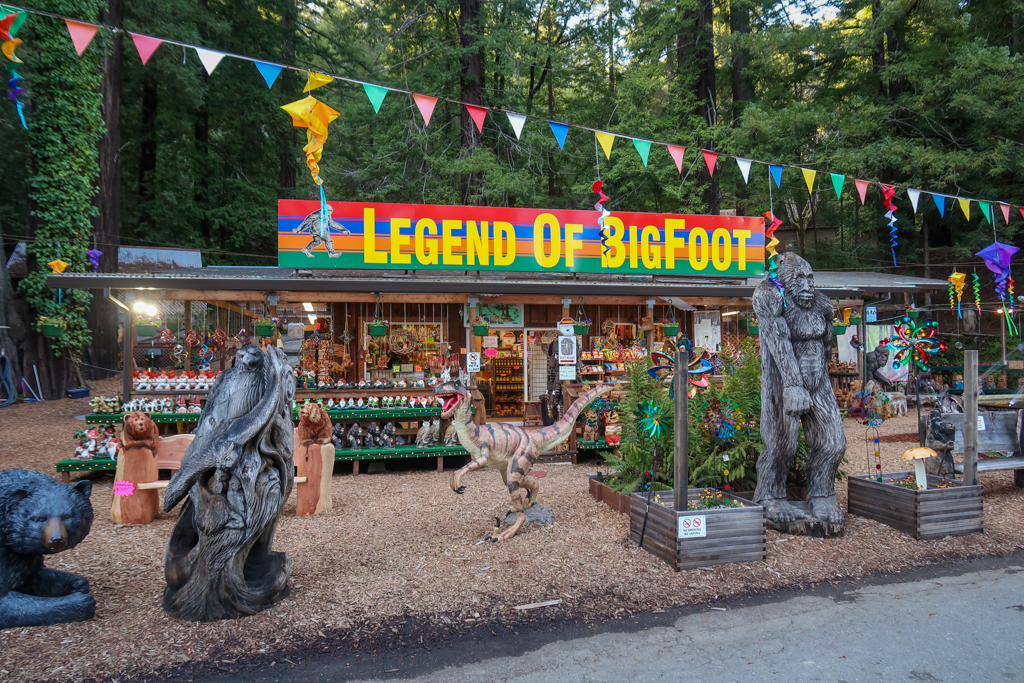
[1,6,26,128]
[882,184,898,266]
[977,242,1020,335]
[280,96,340,186]
[947,271,966,319]
[762,210,783,293]
[592,180,611,262]
[973,272,982,313]
[86,248,102,272]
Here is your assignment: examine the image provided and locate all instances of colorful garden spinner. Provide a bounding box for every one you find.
[976,242,1019,336]
[947,271,966,319]
[1,5,27,129]
[882,184,899,266]
[762,210,782,292]
[883,317,945,372]
[592,180,611,262]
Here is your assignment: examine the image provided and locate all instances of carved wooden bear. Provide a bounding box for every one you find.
[0,470,95,628]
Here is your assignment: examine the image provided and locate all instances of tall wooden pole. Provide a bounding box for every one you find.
[673,346,689,511]
[122,310,133,403]
[962,349,979,486]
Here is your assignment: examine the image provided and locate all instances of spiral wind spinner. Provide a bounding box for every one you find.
[883,318,945,372]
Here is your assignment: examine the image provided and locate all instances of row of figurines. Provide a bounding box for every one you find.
[73,425,120,460]
[131,369,221,391]
[294,372,441,390]
[330,419,459,450]
[299,395,443,410]
[122,396,204,414]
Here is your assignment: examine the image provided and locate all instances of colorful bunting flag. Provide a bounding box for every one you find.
[549,121,569,150]
[362,83,388,113]
[830,173,845,200]
[130,33,162,65]
[907,188,921,213]
[933,194,946,217]
[999,202,1011,225]
[702,150,718,177]
[195,48,225,75]
[465,104,487,133]
[64,19,98,57]
[596,131,614,160]
[769,164,783,188]
[736,158,752,184]
[632,139,651,166]
[280,95,340,185]
[506,112,526,139]
[957,197,970,220]
[667,145,685,174]
[413,94,438,127]
[801,168,816,196]
[854,179,869,205]
[254,61,281,88]
[979,201,991,224]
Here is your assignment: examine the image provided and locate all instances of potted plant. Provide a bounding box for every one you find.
[849,314,862,325]
[471,316,490,336]
[661,318,679,337]
[368,319,389,338]
[832,321,847,335]
[906,306,920,319]
[134,313,162,337]
[746,317,759,335]
[254,318,277,337]
[164,321,180,332]
[573,317,592,335]
[38,316,68,338]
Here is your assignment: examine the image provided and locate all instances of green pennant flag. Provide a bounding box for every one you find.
[830,173,845,200]
[632,139,652,167]
[362,83,389,114]
[978,201,991,223]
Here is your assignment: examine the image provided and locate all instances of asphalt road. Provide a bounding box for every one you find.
[194,555,1024,683]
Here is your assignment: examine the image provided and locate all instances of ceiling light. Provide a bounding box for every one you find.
[302,302,314,312]
[721,311,739,317]
[307,313,317,325]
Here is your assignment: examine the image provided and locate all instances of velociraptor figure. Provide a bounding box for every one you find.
[435,381,612,541]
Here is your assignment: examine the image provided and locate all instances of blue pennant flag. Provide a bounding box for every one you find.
[769,164,783,188]
[932,193,946,218]
[255,61,283,89]
[549,121,569,150]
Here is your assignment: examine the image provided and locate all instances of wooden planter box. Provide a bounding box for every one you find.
[629,490,766,571]
[586,474,631,514]
[847,473,983,540]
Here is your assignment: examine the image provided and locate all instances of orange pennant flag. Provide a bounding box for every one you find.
[667,145,686,174]
[65,19,98,57]
[413,94,438,126]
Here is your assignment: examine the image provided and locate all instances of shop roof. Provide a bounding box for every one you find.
[47,266,948,300]
[6,244,202,278]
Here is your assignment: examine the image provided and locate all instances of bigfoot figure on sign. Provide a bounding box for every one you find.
[291,204,350,258]
[753,252,847,534]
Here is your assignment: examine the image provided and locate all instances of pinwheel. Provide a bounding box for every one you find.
[883,318,945,373]
[648,348,714,393]
[638,401,666,439]
[700,398,742,440]
[2,7,27,128]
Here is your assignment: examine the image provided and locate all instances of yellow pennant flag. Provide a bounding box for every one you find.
[957,197,970,220]
[801,168,817,196]
[596,131,615,160]
[304,72,334,92]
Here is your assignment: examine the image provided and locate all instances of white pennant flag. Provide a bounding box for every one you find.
[736,158,752,184]
[195,48,226,75]
[907,188,921,213]
[506,113,526,140]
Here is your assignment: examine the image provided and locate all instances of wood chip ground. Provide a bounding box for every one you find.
[1,379,1022,683]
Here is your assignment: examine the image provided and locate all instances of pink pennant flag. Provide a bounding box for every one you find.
[702,150,718,177]
[854,179,870,205]
[130,33,163,65]
[413,94,438,127]
[667,145,686,174]
[999,202,1011,225]
[65,19,99,57]
[465,104,487,133]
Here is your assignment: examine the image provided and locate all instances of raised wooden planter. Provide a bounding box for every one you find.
[587,474,631,514]
[629,490,766,571]
[847,472,983,540]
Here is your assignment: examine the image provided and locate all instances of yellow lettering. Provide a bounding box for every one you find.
[442,219,464,266]
[628,226,639,269]
[601,217,626,269]
[467,221,490,266]
[711,228,732,271]
[533,213,561,268]
[688,227,709,270]
[564,223,583,268]
[664,218,686,269]
[415,218,438,265]
[640,225,661,269]
[390,218,411,265]
[493,222,516,266]
[362,208,388,264]
[734,229,751,270]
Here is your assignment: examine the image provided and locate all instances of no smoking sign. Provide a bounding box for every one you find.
[678,514,707,538]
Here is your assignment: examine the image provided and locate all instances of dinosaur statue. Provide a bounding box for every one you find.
[435,380,613,542]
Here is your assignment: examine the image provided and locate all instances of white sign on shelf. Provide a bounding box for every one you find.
[482,335,498,348]
[678,514,707,538]
[559,365,577,380]
[557,336,577,365]
[466,352,481,373]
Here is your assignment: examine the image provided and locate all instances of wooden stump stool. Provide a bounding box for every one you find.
[292,403,335,516]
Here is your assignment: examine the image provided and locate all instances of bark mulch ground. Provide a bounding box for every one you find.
[0,381,1021,683]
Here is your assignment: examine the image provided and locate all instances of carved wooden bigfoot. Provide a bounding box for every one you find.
[162,345,296,621]
[753,253,847,536]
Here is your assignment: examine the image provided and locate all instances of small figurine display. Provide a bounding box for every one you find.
[97,425,120,460]
[379,422,396,448]
[427,418,441,446]
[415,420,431,448]
[88,395,121,414]
[363,422,381,448]
[346,422,363,450]
[73,428,99,460]
[331,422,346,451]
[443,423,459,446]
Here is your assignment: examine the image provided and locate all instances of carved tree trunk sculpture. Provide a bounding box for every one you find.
[162,346,295,621]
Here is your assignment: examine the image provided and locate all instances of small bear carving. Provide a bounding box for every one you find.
[296,402,332,445]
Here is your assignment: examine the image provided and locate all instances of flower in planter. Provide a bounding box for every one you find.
[37,316,69,329]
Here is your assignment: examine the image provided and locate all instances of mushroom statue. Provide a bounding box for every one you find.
[901,447,938,490]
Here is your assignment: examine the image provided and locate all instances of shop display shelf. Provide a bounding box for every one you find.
[85,412,200,424]
[333,445,468,461]
[319,407,442,420]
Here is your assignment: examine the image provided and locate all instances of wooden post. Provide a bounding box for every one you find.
[122,308,134,403]
[467,296,478,388]
[183,301,192,374]
[218,305,227,371]
[962,349,979,486]
[673,347,689,511]
[645,298,655,350]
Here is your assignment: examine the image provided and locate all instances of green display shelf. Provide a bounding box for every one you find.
[577,439,609,449]
[317,407,442,420]
[55,458,117,473]
[84,412,200,424]
[333,445,468,461]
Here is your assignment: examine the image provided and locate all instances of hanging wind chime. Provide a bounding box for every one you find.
[882,184,899,266]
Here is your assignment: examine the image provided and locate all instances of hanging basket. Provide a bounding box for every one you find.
[573,323,591,335]
[135,324,158,337]
[368,323,389,338]
[41,324,64,338]
[472,324,490,336]
[662,324,680,337]
[254,323,276,337]
[833,324,847,335]
[747,324,759,335]
[164,321,180,332]
[849,316,862,325]
[907,309,920,319]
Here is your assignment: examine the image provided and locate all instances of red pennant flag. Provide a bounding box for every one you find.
[130,33,163,65]
[412,94,438,127]
[65,19,99,56]
[1019,206,1024,222]
[667,145,686,174]
[465,104,487,133]
[854,179,870,205]
[999,202,1011,225]
[702,150,719,177]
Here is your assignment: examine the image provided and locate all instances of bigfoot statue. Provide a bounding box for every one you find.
[753,252,847,537]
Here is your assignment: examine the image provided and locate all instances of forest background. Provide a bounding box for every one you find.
[0,0,1022,393]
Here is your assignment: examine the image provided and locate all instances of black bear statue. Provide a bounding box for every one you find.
[0,469,95,628]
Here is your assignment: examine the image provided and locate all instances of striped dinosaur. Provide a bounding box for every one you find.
[435,381,613,541]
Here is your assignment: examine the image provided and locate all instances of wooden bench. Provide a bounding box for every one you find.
[923,410,1024,487]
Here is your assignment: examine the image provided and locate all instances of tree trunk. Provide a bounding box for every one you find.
[137,73,157,229]
[729,0,752,124]
[0,224,24,391]
[459,0,483,204]
[696,0,718,213]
